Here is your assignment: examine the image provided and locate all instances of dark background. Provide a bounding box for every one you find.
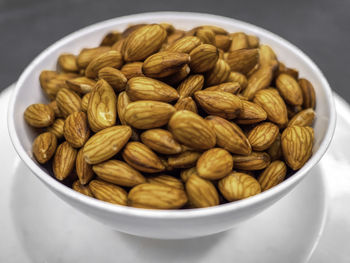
[1,0,349,102]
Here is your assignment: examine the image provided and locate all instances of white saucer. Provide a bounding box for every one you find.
[1,85,349,263]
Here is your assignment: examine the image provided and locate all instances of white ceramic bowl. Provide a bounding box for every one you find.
[8,12,336,239]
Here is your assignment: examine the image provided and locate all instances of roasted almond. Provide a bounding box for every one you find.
[93,160,145,187]
[197,148,233,180]
[218,172,261,201]
[87,79,117,132]
[194,90,242,119]
[53,141,78,181]
[168,110,216,150]
[126,77,179,102]
[276,73,303,106]
[189,44,219,73]
[122,142,165,173]
[232,152,271,170]
[24,103,55,128]
[83,125,132,164]
[236,100,267,124]
[206,115,252,155]
[98,67,127,92]
[226,48,259,74]
[124,100,176,129]
[177,74,204,98]
[128,183,187,209]
[258,160,287,191]
[140,129,182,155]
[64,112,90,148]
[89,180,127,206]
[186,174,219,208]
[32,132,57,164]
[247,122,279,151]
[56,88,81,117]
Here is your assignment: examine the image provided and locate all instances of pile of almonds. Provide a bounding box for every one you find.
[24,23,316,209]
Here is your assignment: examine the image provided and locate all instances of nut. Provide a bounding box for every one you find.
[276,73,303,106]
[232,152,271,170]
[186,174,219,208]
[189,44,219,73]
[247,122,279,151]
[177,74,204,98]
[147,175,184,190]
[32,132,57,164]
[63,112,90,148]
[89,180,127,206]
[258,161,287,191]
[24,103,55,128]
[140,129,182,155]
[76,148,94,185]
[53,141,78,181]
[98,67,127,92]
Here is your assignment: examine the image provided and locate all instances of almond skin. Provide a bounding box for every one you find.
[177,74,204,98]
[98,67,127,92]
[168,110,216,150]
[276,73,303,106]
[299,78,316,109]
[186,174,219,208]
[242,66,274,100]
[122,142,165,173]
[288,108,315,127]
[189,44,219,73]
[100,31,122,46]
[214,34,231,51]
[167,151,202,169]
[53,141,78,181]
[197,148,233,180]
[147,175,184,190]
[253,88,288,127]
[195,28,215,45]
[229,32,249,51]
[83,125,132,165]
[232,152,271,171]
[85,50,123,78]
[194,90,242,119]
[77,46,111,69]
[76,148,94,185]
[56,88,81,118]
[205,82,241,94]
[72,180,94,197]
[120,62,144,79]
[259,45,278,68]
[247,122,279,151]
[32,132,57,164]
[174,97,198,113]
[218,172,261,201]
[206,116,251,155]
[161,64,190,85]
[66,77,96,94]
[126,77,179,102]
[128,183,188,209]
[166,36,202,53]
[124,100,176,129]
[64,112,90,148]
[205,59,231,86]
[180,167,197,182]
[227,72,247,90]
[58,53,78,72]
[24,103,55,128]
[281,126,314,170]
[258,160,287,191]
[81,93,91,112]
[89,180,127,206]
[226,48,259,74]
[117,91,131,125]
[122,24,167,62]
[140,129,182,155]
[93,160,145,187]
[142,51,190,78]
[47,118,65,139]
[87,79,117,132]
[267,133,283,161]
[236,100,267,124]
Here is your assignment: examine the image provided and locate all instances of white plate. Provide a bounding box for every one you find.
[1,85,349,262]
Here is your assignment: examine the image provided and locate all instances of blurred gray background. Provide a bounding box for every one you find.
[1,0,349,102]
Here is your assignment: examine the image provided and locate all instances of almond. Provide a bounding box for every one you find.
[81,93,91,112]
[117,91,131,125]
[77,46,111,69]
[89,180,127,206]
[232,152,271,170]
[229,32,249,51]
[214,34,231,51]
[180,167,197,182]
[100,31,122,46]
[206,115,252,155]
[24,103,55,128]
[83,125,132,164]
[147,175,184,190]
[205,59,231,86]
[167,151,202,169]
[47,118,65,139]
[168,110,216,150]
[205,82,241,94]
[258,160,287,191]
[288,108,315,127]
[122,142,165,173]
[122,24,167,62]
[58,53,78,72]
[167,30,186,45]
[267,133,282,161]
[186,174,219,208]
[56,88,81,117]
[281,126,314,170]
[177,74,204,98]
[120,62,144,79]
[93,160,145,187]
[226,48,259,74]
[53,141,78,181]
[227,71,247,89]
[247,122,279,151]
[218,172,261,201]
[128,183,187,209]
[64,112,90,148]
[32,132,57,164]
[124,100,176,129]
[161,64,190,85]
[259,45,278,68]
[98,67,127,92]
[87,79,117,132]
[299,78,316,109]
[140,129,182,155]
[76,148,94,185]
[66,77,96,94]
[126,77,179,102]
[194,28,215,45]
[276,73,303,106]
[194,90,242,119]
[167,36,202,53]
[247,35,259,48]
[242,66,274,100]
[40,73,76,100]
[72,180,94,197]
[85,50,123,78]
[236,100,267,124]
[189,44,219,73]
[174,97,198,113]
[197,148,233,180]
[142,51,190,78]
[48,100,63,118]
[253,88,288,127]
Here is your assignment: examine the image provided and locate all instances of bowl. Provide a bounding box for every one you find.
[7,12,336,239]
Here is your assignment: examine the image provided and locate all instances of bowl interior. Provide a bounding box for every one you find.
[8,12,335,216]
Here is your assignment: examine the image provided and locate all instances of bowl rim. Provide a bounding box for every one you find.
[7,11,336,219]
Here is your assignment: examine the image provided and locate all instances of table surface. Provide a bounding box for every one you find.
[1,0,349,103]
